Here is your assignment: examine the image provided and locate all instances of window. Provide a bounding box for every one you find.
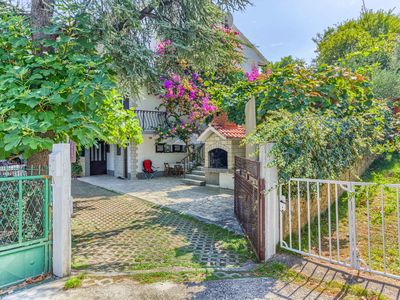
[165,144,172,153]
[105,144,110,153]
[155,143,165,153]
[172,145,185,153]
[117,146,122,156]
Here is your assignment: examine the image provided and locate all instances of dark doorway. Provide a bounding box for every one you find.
[209,148,228,169]
[123,147,128,179]
[90,141,107,175]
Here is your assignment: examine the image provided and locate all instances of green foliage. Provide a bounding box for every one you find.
[130,270,217,284]
[64,0,249,92]
[372,41,400,100]
[247,105,397,181]
[314,10,400,69]
[209,64,375,125]
[267,55,306,70]
[0,7,142,159]
[209,63,398,181]
[71,161,83,177]
[64,273,86,290]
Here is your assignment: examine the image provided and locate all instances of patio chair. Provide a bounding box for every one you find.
[174,164,184,176]
[143,160,157,179]
[164,163,175,176]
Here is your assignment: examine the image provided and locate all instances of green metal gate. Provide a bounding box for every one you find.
[0,171,52,289]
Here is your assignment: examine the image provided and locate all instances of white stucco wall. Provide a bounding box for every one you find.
[133,89,163,111]
[107,144,115,172]
[136,134,187,173]
[242,44,264,72]
[114,145,125,178]
[127,144,132,174]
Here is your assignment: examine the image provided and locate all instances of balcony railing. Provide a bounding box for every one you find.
[135,109,167,133]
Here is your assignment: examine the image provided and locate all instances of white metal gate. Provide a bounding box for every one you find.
[279,178,400,280]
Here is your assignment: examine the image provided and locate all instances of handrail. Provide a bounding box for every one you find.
[180,144,205,177]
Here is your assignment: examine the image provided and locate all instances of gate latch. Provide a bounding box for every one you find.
[280,196,287,212]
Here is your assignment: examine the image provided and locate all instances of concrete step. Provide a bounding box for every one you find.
[195,166,204,171]
[186,174,206,181]
[182,178,206,186]
[192,170,205,176]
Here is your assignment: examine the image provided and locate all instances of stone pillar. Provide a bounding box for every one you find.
[245,97,257,159]
[49,143,72,277]
[260,143,279,260]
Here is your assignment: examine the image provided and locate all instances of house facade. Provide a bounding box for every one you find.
[80,25,267,180]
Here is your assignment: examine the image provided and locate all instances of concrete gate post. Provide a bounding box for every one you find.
[49,143,72,277]
[259,143,280,260]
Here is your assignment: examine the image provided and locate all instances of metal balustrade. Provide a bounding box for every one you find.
[135,109,167,133]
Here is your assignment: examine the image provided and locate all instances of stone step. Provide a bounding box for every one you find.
[182,178,206,186]
[186,174,206,181]
[192,170,205,176]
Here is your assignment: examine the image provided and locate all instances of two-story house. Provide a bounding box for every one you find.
[80,25,267,181]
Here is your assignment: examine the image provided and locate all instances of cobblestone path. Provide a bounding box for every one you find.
[71,180,253,273]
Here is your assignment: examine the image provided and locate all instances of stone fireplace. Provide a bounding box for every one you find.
[209,148,228,169]
[197,114,246,189]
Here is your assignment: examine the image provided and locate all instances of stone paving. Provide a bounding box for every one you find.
[78,175,242,234]
[71,180,252,273]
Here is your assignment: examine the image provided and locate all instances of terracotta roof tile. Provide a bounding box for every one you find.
[211,113,246,139]
[213,124,246,139]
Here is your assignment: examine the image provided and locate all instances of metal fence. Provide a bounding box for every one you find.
[234,156,265,261]
[279,178,400,280]
[0,164,48,177]
[0,167,52,288]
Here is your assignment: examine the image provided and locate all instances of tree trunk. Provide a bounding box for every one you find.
[26,150,50,170]
[27,132,55,168]
[27,0,56,168]
[31,0,55,54]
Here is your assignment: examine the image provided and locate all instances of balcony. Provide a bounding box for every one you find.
[135,109,167,133]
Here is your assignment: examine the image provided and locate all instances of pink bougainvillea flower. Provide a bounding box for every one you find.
[165,88,175,99]
[246,66,260,82]
[156,39,172,55]
[178,85,185,97]
[163,80,174,89]
[172,74,181,83]
[158,69,218,143]
[189,91,196,100]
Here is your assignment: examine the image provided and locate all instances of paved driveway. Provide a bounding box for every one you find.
[78,175,242,234]
[71,180,251,273]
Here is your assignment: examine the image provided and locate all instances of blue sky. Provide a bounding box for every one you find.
[233,0,399,62]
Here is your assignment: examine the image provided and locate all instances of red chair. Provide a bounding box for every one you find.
[143,160,157,179]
